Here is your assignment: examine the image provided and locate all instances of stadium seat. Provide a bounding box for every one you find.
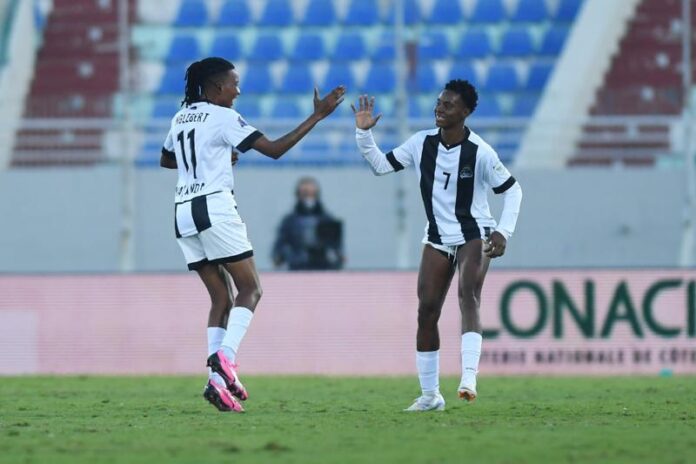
[540,25,570,56]
[259,0,294,26]
[427,0,463,25]
[174,0,208,27]
[251,34,284,61]
[242,64,273,93]
[473,97,502,117]
[511,94,539,116]
[525,61,554,90]
[280,64,314,93]
[152,99,180,118]
[217,0,251,27]
[271,97,302,118]
[454,30,492,59]
[291,33,326,61]
[166,35,201,63]
[484,63,519,92]
[471,0,506,23]
[510,0,548,22]
[412,64,438,92]
[343,0,379,26]
[333,31,367,60]
[372,32,396,60]
[158,66,184,95]
[555,0,583,21]
[362,63,396,93]
[301,0,336,26]
[417,31,449,60]
[499,27,535,57]
[383,0,420,25]
[409,98,424,118]
[448,62,480,87]
[323,63,355,90]
[233,99,261,118]
[210,35,243,61]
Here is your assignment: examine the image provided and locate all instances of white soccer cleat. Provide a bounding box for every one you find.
[458,376,477,402]
[403,393,446,412]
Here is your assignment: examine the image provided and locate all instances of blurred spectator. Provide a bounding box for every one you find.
[273,177,344,270]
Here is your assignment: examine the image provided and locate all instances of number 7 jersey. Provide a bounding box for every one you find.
[162,102,263,203]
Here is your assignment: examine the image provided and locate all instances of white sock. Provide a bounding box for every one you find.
[207,327,226,379]
[416,350,440,396]
[461,332,483,383]
[220,307,254,363]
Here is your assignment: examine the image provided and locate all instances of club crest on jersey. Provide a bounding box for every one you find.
[238,116,248,127]
[459,166,473,178]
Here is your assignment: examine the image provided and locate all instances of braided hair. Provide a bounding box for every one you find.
[444,79,478,113]
[182,57,235,107]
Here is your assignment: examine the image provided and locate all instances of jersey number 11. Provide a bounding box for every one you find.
[177,129,197,178]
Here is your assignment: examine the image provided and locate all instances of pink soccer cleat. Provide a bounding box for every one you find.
[206,350,249,401]
[203,377,244,412]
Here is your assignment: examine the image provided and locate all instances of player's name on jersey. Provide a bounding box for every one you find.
[176,112,211,125]
[176,182,206,197]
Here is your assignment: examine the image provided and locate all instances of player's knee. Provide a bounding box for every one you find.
[417,305,441,326]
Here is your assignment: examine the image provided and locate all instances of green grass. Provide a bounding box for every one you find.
[0,376,694,464]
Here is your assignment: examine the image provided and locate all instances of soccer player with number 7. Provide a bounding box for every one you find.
[160,57,345,412]
[352,80,523,411]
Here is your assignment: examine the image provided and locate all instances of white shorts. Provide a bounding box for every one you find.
[177,219,253,271]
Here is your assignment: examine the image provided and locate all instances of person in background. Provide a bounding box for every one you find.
[273,177,344,271]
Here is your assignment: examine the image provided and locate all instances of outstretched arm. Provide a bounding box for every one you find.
[253,86,345,159]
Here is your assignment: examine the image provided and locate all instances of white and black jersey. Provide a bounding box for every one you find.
[161,102,263,237]
[356,127,519,246]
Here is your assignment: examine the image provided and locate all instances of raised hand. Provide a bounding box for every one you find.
[312,86,346,120]
[351,94,382,130]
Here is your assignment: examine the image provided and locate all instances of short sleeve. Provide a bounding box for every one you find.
[482,148,516,194]
[386,133,420,171]
[220,110,264,153]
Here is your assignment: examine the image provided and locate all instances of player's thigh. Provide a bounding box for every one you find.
[456,239,490,296]
[221,256,262,296]
[417,244,456,308]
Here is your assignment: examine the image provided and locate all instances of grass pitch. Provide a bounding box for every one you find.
[0,376,694,463]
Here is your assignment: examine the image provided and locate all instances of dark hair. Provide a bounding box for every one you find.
[444,79,478,113]
[182,57,235,107]
[295,176,320,198]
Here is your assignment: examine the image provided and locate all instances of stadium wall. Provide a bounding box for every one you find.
[1,270,694,376]
[0,166,685,271]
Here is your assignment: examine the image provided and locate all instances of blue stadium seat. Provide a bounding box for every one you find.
[525,61,554,90]
[511,94,539,116]
[251,34,284,61]
[555,0,583,21]
[471,0,506,23]
[343,0,378,26]
[301,0,336,26]
[242,64,273,93]
[280,64,314,93]
[372,32,395,60]
[217,0,251,26]
[448,62,479,87]
[271,97,302,118]
[291,33,326,61]
[427,0,463,24]
[233,99,261,118]
[166,35,201,63]
[540,25,569,56]
[473,97,502,117]
[454,29,492,58]
[333,31,367,60]
[174,0,208,27]
[259,0,293,26]
[409,99,424,118]
[210,35,243,61]
[323,63,354,90]
[158,66,184,95]
[510,0,548,22]
[417,31,449,60]
[384,0,420,25]
[484,63,519,92]
[152,99,180,118]
[411,64,438,92]
[499,27,535,57]
[362,63,396,93]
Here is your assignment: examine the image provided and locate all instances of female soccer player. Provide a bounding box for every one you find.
[160,57,345,412]
[352,80,522,411]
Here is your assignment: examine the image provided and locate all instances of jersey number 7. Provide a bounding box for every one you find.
[177,129,197,178]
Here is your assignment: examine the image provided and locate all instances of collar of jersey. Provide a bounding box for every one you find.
[438,127,470,150]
